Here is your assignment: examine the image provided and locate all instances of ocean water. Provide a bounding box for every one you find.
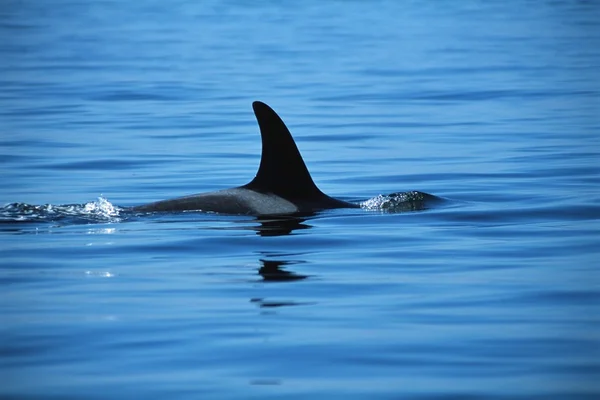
[1,1,599,399]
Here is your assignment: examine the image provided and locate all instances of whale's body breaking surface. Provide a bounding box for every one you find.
[132,101,359,215]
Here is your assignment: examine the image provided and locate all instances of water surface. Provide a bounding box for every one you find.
[1,1,599,399]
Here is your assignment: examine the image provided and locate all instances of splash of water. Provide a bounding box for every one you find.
[360,191,439,212]
[0,196,122,223]
[83,196,121,220]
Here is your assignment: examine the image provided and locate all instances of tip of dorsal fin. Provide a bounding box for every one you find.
[245,101,324,199]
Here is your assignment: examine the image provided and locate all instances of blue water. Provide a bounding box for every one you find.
[2,1,599,399]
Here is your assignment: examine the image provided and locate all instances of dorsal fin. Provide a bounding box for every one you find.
[244,101,325,200]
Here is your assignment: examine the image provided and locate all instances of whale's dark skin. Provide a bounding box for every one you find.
[132,101,359,215]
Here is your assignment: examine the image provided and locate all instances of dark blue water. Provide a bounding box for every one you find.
[2,1,599,399]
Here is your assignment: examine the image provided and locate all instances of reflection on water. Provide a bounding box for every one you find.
[250,297,313,308]
[252,255,312,308]
[250,214,314,236]
[258,259,309,282]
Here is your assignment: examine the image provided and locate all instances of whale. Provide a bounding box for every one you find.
[132,101,360,215]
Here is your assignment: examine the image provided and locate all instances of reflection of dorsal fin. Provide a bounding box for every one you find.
[244,101,325,200]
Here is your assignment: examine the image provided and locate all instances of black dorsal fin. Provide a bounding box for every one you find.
[244,101,325,200]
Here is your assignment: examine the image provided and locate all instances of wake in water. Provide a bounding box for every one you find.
[0,197,122,224]
[0,192,441,224]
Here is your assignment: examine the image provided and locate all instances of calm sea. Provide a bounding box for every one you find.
[1,1,599,399]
